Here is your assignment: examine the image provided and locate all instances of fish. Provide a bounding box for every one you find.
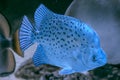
[17,4,107,75]
[0,13,15,77]
[0,13,23,77]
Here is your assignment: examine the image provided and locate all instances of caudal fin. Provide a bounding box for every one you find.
[13,4,54,57]
[13,16,34,56]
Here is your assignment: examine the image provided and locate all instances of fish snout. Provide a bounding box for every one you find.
[96,49,107,66]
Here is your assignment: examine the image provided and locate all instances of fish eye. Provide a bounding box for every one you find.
[92,55,97,62]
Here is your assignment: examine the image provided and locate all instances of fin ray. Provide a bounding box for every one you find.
[19,16,34,52]
[34,4,53,28]
[32,44,48,66]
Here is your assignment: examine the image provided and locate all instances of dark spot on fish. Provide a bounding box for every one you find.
[48,27,51,30]
[61,45,63,47]
[52,32,55,35]
[65,27,68,30]
[84,52,87,54]
[69,46,71,48]
[52,38,55,41]
[48,35,51,37]
[60,27,63,30]
[56,37,59,39]
[71,40,73,42]
[83,26,85,29]
[74,38,77,41]
[53,52,56,55]
[78,34,80,37]
[75,26,77,29]
[40,36,43,39]
[91,45,94,48]
[72,45,75,47]
[69,29,72,32]
[83,34,85,36]
[37,36,39,39]
[53,20,55,23]
[70,21,74,25]
[67,35,70,38]
[49,31,52,34]
[44,22,47,25]
[64,43,67,46]
[80,29,82,31]
[83,38,85,41]
[75,31,77,34]
[53,44,55,46]
[64,23,68,26]
[76,45,79,47]
[71,34,73,36]
[61,38,65,41]
[55,23,58,25]
[81,44,83,46]
[57,40,60,43]
[67,41,70,44]
[57,32,61,35]
[49,23,52,25]
[55,43,58,45]
[63,32,66,35]
[66,48,68,50]
[46,38,49,41]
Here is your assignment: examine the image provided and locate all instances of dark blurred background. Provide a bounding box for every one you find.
[0,0,73,34]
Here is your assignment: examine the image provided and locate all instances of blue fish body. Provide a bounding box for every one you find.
[19,4,107,75]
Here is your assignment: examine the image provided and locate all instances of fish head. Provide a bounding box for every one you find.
[76,28,107,71]
[82,48,107,70]
[79,34,107,70]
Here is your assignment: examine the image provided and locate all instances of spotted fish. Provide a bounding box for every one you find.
[18,4,107,75]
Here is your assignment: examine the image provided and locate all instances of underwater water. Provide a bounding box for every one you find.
[0,0,120,80]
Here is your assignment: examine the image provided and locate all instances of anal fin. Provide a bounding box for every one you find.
[32,44,48,67]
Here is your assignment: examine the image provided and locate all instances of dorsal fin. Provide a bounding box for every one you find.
[34,4,53,28]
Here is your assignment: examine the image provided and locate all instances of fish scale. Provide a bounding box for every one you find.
[19,4,107,75]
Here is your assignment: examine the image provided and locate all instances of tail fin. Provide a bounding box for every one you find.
[13,16,34,56]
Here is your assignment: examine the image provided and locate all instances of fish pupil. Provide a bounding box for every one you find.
[92,55,97,62]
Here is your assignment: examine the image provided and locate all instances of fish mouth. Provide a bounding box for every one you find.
[81,56,107,69]
[97,57,107,66]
